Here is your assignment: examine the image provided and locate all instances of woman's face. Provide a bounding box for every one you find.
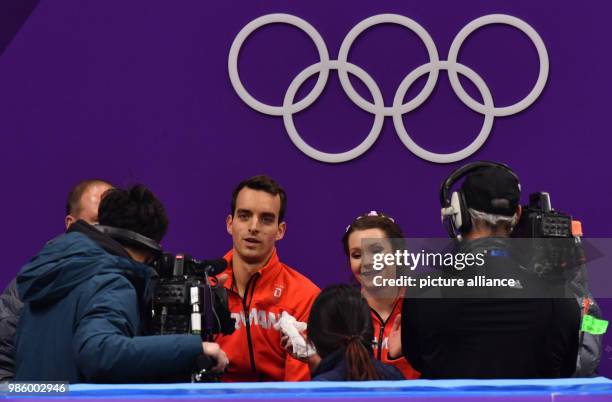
[347,228,395,288]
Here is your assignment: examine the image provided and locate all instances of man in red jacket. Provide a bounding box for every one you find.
[215,175,319,382]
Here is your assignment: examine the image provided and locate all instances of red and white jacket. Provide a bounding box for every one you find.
[215,249,320,382]
[371,299,421,379]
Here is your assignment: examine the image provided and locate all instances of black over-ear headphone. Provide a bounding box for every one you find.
[95,225,163,255]
[439,161,520,238]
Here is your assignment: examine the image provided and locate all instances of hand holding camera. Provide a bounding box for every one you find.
[202,342,229,372]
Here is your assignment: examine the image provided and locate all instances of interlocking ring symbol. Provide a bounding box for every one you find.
[228,14,549,164]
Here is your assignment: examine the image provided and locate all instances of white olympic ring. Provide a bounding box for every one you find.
[228,13,549,164]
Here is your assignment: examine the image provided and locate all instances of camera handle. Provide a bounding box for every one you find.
[192,355,221,383]
[190,286,202,334]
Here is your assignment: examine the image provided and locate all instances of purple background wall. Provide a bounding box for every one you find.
[1,0,611,375]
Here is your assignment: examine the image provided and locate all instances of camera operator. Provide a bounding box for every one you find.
[0,179,113,380]
[15,185,228,382]
[400,162,581,378]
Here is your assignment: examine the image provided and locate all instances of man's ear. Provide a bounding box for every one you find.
[65,215,76,229]
[516,205,522,221]
[276,221,286,241]
[226,215,233,236]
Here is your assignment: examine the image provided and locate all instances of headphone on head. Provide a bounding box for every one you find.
[95,225,163,255]
[439,161,520,238]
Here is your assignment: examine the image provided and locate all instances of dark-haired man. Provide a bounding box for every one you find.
[0,179,112,380]
[15,185,228,382]
[215,175,319,381]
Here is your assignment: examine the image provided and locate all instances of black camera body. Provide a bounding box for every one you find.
[151,254,235,337]
[150,253,236,381]
[512,192,573,238]
[512,192,585,280]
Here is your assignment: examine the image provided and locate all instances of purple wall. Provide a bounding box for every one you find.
[1,0,611,375]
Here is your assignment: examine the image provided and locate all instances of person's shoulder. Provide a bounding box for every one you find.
[312,370,340,381]
[1,278,18,298]
[50,231,93,248]
[375,359,405,380]
[551,297,581,322]
[312,357,346,381]
[80,270,140,307]
[278,262,320,295]
[38,231,108,263]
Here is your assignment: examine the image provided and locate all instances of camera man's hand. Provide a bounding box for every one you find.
[202,342,229,372]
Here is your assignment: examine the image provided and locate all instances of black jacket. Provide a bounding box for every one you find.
[401,237,581,379]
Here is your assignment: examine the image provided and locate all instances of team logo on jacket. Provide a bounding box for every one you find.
[373,336,389,350]
[232,308,281,330]
[273,285,283,298]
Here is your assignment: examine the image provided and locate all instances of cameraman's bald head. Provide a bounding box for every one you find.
[65,179,113,228]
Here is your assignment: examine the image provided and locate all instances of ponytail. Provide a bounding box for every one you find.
[308,285,379,381]
[344,336,379,380]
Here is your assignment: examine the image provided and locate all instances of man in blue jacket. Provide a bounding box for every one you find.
[0,178,113,380]
[15,185,228,382]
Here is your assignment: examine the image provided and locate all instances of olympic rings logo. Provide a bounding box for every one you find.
[228,14,549,164]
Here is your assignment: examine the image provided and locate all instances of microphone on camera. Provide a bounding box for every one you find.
[196,259,228,276]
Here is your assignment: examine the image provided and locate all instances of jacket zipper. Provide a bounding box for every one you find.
[242,273,259,375]
[371,309,386,361]
[371,299,401,361]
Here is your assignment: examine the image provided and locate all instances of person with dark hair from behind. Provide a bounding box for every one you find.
[307,285,403,381]
[401,163,581,378]
[14,185,228,382]
[0,179,113,381]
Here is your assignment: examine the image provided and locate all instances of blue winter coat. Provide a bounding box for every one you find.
[15,222,204,383]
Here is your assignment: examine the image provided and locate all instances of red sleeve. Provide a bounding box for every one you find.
[284,286,319,381]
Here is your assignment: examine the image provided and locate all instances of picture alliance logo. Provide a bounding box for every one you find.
[229,14,549,164]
